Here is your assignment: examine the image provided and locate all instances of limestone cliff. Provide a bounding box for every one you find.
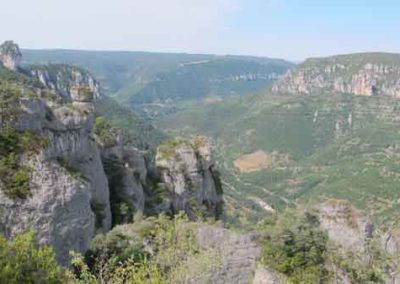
[272,53,400,98]
[0,41,22,71]
[0,88,111,264]
[155,136,223,220]
[27,64,101,101]
[0,43,111,264]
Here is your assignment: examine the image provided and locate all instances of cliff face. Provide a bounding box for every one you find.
[0,43,109,264]
[155,136,223,220]
[272,53,400,98]
[0,41,22,71]
[0,84,111,264]
[27,64,101,101]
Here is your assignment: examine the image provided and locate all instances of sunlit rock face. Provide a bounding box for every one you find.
[272,53,400,98]
[0,41,22,71]
[28,64,101,101]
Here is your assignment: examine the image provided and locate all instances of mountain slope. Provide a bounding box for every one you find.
[95,96,166,149]
[155,59,400,227]
[272,52,400,97]
[22,49,293,113]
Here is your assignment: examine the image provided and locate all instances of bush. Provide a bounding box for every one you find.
[260,210,330,283]
[74,214,218,283]
[0,152,30,199]
[0,231,71,284]
[85,228,146,269]
[0,127,48,199]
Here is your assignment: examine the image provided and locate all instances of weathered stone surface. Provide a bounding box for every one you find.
[0,158,95,265]
[29,64,101,101]
[318,199,374,252]
[382,229,400,256]
[196,225,261,284]
[0,45,111,264]
[156,136,223,220]
[0,41,22,71]
[252,266,282,284]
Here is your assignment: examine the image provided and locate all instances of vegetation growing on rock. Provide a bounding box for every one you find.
[0,231,71,284]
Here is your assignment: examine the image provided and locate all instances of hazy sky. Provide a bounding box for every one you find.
[1,0,399,60]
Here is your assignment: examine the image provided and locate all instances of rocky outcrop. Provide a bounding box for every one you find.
[382,229,400,256]
[155,136,223,220]
[28,64,101,101]
[0,41,22,71]
[196,225,263,284]
[272,53,400,98]
[318,199,374,252]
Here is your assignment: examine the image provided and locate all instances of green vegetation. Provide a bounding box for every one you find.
[156,138,189,160]
[95,96,166,150]
[0,65,42,89]
[0,231,71,284]
[260,211,329,283]
[0,152,30,199]
[73,213,219,283]
[125,57,292,106]
[0,83,48,199]
[0,127,48,199]
[94,116,114,145]
[259,210,393,283]
[102,157,136,226]
[23,49,292,99]
[0,215,220,283]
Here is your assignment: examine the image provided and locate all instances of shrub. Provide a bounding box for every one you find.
[260,210,330,283]
[75,214,218,283]
[0,231,71,284]
[0,152,30,199]
[0,128,47,199]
